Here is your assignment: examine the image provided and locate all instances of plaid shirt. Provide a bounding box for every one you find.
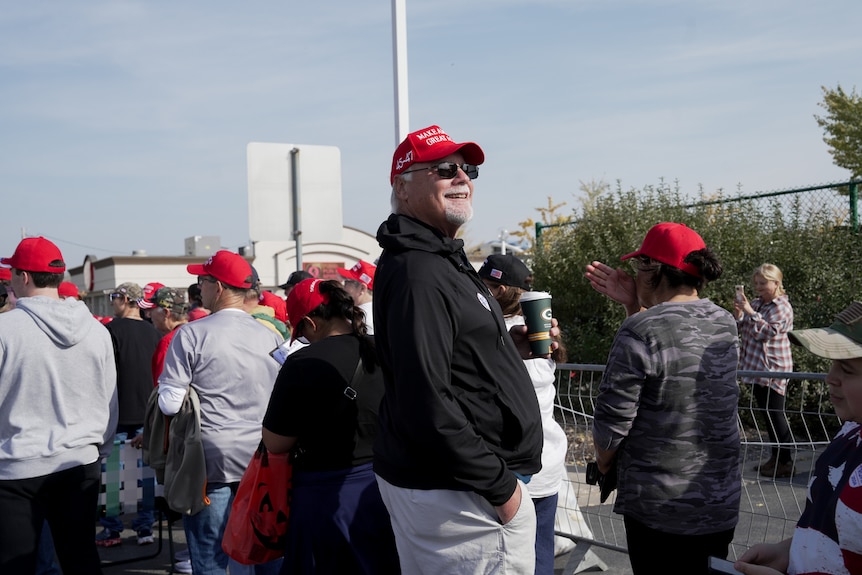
[738,294,793,394]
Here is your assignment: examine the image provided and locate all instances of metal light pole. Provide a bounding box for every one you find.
[392,0,409,144]
[290,147,302,271]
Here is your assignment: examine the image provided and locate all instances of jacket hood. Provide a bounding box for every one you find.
[377,213,465,256]
[15,296,101,347]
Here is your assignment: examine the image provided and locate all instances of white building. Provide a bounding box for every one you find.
[69,141,381,315]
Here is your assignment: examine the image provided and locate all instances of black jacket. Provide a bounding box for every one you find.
[372,213,542,506]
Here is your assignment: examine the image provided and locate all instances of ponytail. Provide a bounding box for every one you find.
[312,281,377,373]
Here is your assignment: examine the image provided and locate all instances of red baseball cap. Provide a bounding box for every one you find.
[1,237,66,274]
[259,290,288,323]
[390,125,484,184]
[286,279,329,342]
[58,281,80,299]
[337,260,376,291]
[186,250,253,289]
[621,222,706,278]
[0,267,11,281]
[138,282,166,309]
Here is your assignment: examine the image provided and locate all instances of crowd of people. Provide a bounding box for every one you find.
[0,123,858,575]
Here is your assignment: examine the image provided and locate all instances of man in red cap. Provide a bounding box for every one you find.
[0,237,118,572]
[337,259,376,335]
[96,281,161,547]
[0,266,12,313]
[156,250,283,574]
[374,126,548,574]
[57,281,80,300]
[136,281,166,318]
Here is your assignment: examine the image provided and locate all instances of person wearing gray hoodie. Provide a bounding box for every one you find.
[0,237,118,574]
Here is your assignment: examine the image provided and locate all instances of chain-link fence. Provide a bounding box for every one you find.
[536,179,862,242]
[553,364,840,568]
[681,179,862,232]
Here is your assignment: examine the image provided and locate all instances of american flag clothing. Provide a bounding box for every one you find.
[788,421,862,575]
[738,294,794,394]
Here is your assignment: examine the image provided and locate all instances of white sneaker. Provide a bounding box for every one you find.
[174,549,193,573]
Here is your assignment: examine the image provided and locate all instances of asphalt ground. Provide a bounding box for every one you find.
[97,443,810,575]
[94,518,629,574]
[96,517,186,574]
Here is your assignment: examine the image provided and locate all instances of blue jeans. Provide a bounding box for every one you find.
[100,509,155,534]
[184,482,282,575]
[533,494,559,575]
[100,428,156,534]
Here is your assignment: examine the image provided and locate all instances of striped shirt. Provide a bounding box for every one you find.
[737,294,793,394]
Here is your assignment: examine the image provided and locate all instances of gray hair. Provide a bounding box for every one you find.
[390,171,412,213]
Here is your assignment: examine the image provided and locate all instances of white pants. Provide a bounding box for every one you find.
[375,475,536,575]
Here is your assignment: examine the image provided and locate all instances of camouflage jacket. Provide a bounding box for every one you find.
[593,299,741,534]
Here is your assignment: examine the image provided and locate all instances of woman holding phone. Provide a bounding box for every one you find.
[734,264,795,478]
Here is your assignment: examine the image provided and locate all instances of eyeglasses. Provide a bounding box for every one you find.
[197,276,219,286]
[629,256,660,272]
[401,162,479,180]
[109,293,126,301]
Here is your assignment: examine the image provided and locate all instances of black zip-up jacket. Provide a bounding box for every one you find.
[372,213,542,506]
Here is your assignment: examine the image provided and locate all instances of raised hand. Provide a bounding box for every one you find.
[585,261,641,315]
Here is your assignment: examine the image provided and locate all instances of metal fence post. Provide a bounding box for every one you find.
[850,182,859,232]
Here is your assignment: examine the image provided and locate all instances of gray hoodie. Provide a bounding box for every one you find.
[0,296,118,480]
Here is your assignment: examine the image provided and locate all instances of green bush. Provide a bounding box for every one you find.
[531,180,862,426]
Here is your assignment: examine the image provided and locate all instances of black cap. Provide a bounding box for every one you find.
[278,270,313,290]
[250,265,261,290]
[477,254,532,291]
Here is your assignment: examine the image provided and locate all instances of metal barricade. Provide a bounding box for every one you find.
[553,364,840,562]
[97,438,175,567]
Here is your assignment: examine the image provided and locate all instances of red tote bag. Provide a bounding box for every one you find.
[222,442,293,565]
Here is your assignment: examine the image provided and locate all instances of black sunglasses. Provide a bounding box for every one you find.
[402,162,479,180]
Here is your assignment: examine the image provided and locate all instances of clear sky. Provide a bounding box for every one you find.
[2,1,860,267]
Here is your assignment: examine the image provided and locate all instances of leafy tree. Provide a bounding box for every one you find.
[510,196,570,256]
[815,84,862,179]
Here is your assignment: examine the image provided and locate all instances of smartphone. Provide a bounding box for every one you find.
[269,341,292,365]
[708,556,742,575]
[734,284,745,303]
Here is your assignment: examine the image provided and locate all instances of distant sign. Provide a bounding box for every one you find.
[303,262,345,281]
[247,143,343,244]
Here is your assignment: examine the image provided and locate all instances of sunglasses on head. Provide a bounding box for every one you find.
[402,162,479,180]
[109,293,126,301]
